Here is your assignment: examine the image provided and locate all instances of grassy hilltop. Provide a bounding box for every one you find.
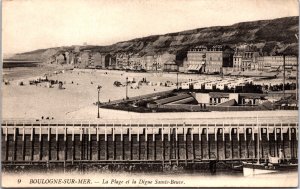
[11,16,299,61]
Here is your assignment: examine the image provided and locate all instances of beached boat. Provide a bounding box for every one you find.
[242,116,298,176]
[243,158,298,176]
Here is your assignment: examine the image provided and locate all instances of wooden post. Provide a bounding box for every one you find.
[31,125,33,142]
[296,125,298,141]
[239,132,242,159]
[244,124,247,141]
[167,125,170,162]
[39,124,42,142]
[105,124,108,160]
[5,126,8,161]
[206,124,209,141]
[146,128,149,160]
[113,124,115,160]
[56,129,59,160]
[199,125,201,142]
[267,124,271,157]
[5,122,8,141]
[161,126,164,162]
[130,128,133,160]
[153,132,156,161]
[216,128,219,160]
[13,124,16,142]
[31,127,34,161]
[97,125,100,161]
[71,132,74,163]
[64,126,67,161]
[289,126,292,159]
[214,124,217,141]
[291,128,294,159]
[96,124,99,141]
[56,126,59,161]
[121,125,124,160]
[72,124,75,162]
[22,125,25,161]
[169,127,172,163]
[295,127,298,158]
[275,128,278,157]
[138,124,140,160]
[56,126,58,142]
[80,126,83,160]
[89,123,92,160]
[39,132,43,161]
[267,123,270,141]
[13,126,17,161]
[176,137,179,165]
[162,129,165,162]
[113,132,116,160]
[224,123,226,159]
[192,128,195,161]
[185,128,188,165]
[200,127,203,160]
[208,130,211,160]
[175,124,179,165]
[48,127,51,161]
[237,127,241,159]
[230,127,233,159]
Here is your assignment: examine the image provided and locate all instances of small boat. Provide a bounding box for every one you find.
[243,158,298,176]
[243,116,298,176]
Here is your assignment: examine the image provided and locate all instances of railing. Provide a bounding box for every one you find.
[2,115,298,125]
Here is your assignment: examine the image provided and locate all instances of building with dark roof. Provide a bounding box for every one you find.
[233,44,260,71]
[185,45,234,74]
[163,60,179,72]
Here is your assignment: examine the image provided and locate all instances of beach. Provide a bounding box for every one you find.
[2,66,297,120]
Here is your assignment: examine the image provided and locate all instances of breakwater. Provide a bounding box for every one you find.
[2,118,298,169]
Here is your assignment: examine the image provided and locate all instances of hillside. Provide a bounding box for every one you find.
[10,16,299,61]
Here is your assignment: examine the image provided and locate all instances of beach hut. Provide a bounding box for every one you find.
[205,82,214,90]
[193,82,203,90]
[181,83,189,89]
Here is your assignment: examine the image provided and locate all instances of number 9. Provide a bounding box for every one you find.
[17,179,21,184]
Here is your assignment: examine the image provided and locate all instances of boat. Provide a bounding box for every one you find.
[243,157,298,176]
[243,116,298,176]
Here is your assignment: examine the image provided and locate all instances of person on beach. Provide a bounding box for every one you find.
[279,149,285,163]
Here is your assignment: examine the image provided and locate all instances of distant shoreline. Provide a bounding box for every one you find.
[3,62,39,68]
[2,63,69,81]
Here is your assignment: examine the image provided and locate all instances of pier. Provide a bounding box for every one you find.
[1,117,298,168]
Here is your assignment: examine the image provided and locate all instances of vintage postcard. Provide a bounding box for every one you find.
[1,0,299,187]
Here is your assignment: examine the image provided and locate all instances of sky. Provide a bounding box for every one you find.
[2,0,299,54]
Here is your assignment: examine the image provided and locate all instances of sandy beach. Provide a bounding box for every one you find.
[2,68,188,120]
[2,67,297,120]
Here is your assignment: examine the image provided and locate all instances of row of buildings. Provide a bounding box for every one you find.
[47,44,298,74]
[184,44,297,74]
[47,50,177,71]
[232,44,297,72]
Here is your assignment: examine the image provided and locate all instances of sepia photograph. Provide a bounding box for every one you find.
[1,0,299,187]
